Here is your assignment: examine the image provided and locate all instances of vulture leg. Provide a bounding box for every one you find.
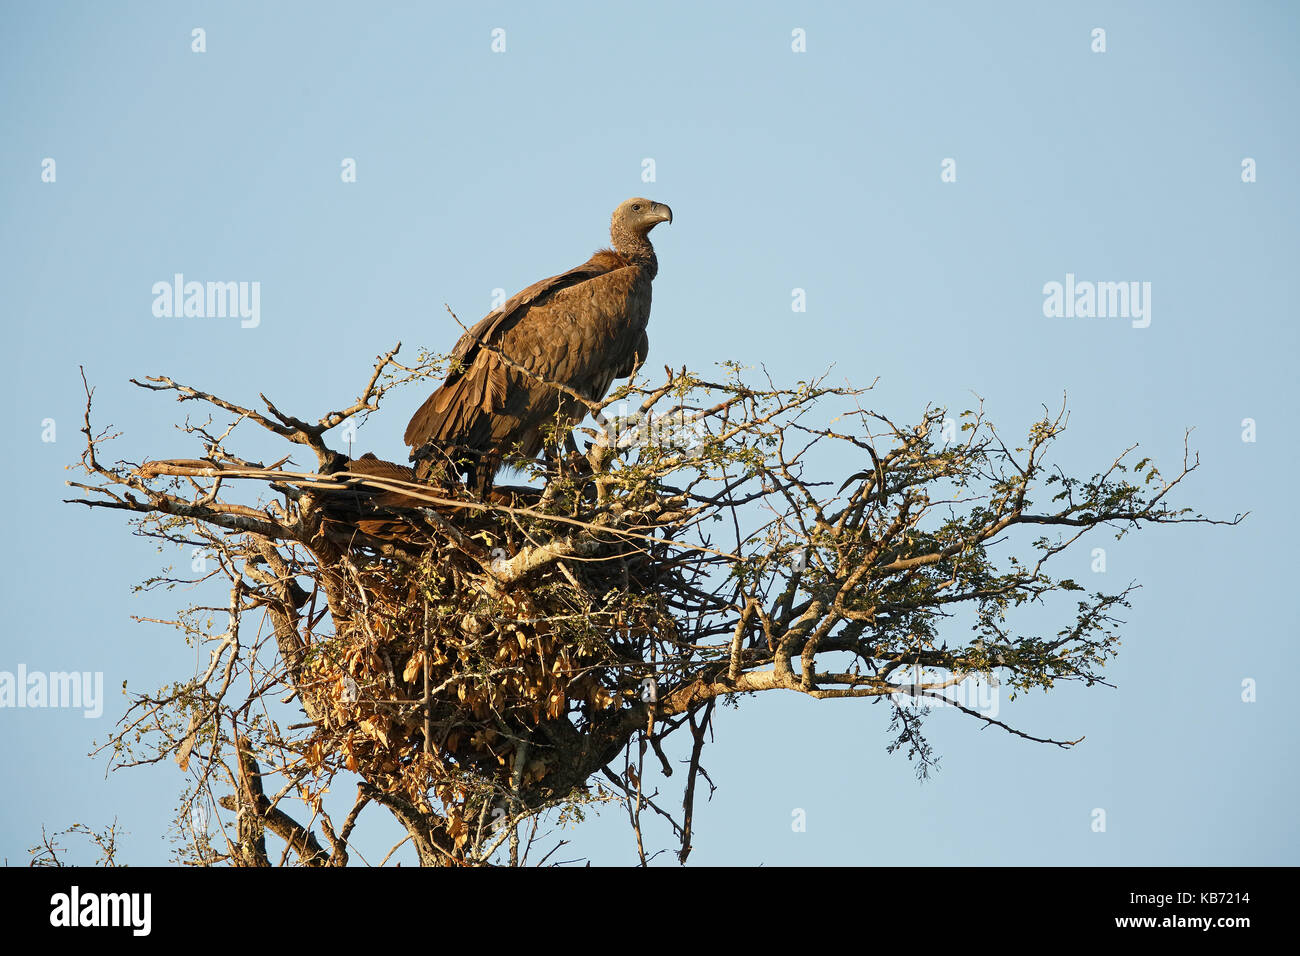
[562,433,585,480]
[541,444,560,475]
[556,432,595,485]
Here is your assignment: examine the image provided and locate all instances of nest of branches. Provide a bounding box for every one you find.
[66,347,1236,866]
[294,479,690,854]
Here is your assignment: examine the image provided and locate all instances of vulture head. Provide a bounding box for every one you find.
[610,197,672,258]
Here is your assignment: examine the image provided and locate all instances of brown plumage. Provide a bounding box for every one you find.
[343,452,424,508]
[320,453,546,542]
[404,197,672,490]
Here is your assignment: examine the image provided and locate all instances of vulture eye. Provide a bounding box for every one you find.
[632,204,642,211]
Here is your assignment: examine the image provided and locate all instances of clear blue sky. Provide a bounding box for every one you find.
[1,0,1296,865]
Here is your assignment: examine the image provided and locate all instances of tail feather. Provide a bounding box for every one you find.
[405,359,505,449]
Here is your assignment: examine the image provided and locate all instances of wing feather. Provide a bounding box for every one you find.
[404,250,626,449]
[404,244,655,493]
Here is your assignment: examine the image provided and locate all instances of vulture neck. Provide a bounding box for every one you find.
[610,227,659,278]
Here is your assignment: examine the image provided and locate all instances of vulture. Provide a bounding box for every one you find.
[404,197,672,491]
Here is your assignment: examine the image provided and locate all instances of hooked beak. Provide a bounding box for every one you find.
[652,202,673,225]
